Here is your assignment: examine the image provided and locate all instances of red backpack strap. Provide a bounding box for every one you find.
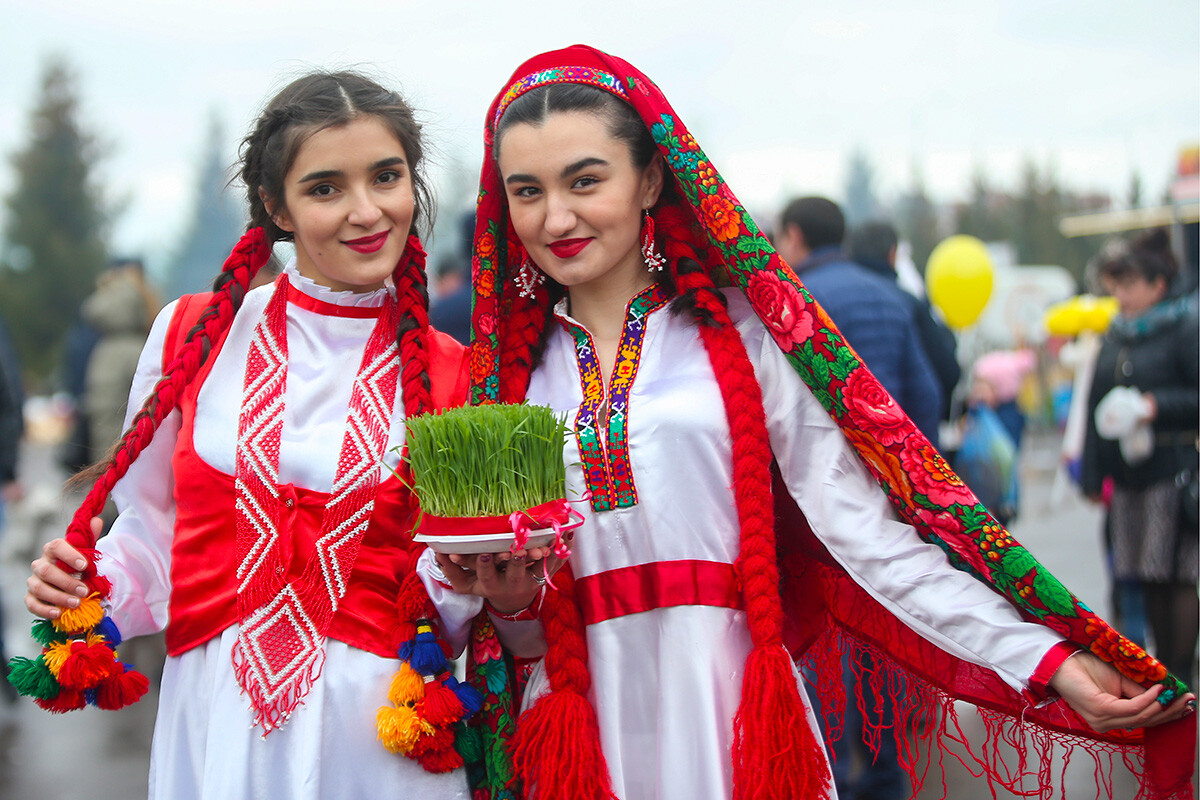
[160,292,216,373]
[426,329,469,411]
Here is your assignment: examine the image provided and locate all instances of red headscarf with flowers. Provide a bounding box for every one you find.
[464,45,1194,800]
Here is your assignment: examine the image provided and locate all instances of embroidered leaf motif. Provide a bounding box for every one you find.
[1032,571,1078,617]
[830,348,859,382]
[478,657,508,694]
[1000,547,1038,581]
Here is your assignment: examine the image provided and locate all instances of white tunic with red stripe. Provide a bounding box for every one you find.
[95,264,475,800]
[439,288,1067,800]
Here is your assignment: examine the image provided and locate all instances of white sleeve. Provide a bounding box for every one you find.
[730,294,1062,693]
[416,548,484,658]
[95,300,181,638]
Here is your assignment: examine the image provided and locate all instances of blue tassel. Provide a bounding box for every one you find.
[397,626,446,676]
[96,616,122,646]
[83,688,98,706]
[445,675,484,716]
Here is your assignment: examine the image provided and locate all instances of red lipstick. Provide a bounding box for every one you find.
[344,230,389,254]
[548,238,591,258]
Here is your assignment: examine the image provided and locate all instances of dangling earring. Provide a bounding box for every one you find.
[641,210,666,272]
[514,256,544,299]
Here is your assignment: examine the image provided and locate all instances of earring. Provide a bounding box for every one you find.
[641,210,666,272]
[514,257,544,299]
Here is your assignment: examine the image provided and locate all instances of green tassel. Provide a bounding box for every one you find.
[30,619,64,647]
[7,656,61,700]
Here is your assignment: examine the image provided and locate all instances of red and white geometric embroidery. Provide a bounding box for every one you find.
[231,280,400,733]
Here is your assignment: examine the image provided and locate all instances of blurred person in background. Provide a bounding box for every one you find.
[0,312,24,701]
[776,197,942,444]
[1082,228,1199,685]
[80,259,161,463]
[429,209,475,345]
[848,220,961,420]
[777,203,946,800]
[970,348,1036,453]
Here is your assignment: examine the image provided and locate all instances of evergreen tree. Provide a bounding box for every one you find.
[954,165,1009,242]
[895,163,940,274]
[164,114,244,299]
[0,57,108,382]
[842,149,880,227]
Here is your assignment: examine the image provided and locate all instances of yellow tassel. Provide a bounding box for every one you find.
[387,662,426,706]
[377,704,433,754]
[52,595,105,634]
[42,640,77,677]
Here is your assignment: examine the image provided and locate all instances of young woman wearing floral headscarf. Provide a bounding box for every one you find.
[430,46,1195,800]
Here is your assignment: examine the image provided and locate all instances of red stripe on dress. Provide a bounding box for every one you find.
[575,560,741,625]
[286,280,384,318]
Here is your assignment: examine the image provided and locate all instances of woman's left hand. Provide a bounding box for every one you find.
[434,545,565,616]
[1049,652,1196,733]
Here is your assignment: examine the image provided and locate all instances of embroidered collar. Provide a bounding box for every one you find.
[284,258,393,312]
[555,282,671,511]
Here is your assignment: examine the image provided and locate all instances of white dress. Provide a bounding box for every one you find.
[96,265,472,800]
[447,288,1064,800]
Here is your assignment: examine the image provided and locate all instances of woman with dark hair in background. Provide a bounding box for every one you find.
[1083,228,1199,687]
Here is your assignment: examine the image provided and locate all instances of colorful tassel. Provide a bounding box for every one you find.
[95,616,123,646]
[55,641,121,690]
[396,620,447,675]
[51,595,106,634]
[421,678,466,727]
[387,662,426,706]
[377,704,433,754]
[6,656,59,700]
[95,666,150,710]
[512,688,618,800]
[41,640,76,677]
[30,619,63,647]
[35,687,86,713]
[445,675,484,716]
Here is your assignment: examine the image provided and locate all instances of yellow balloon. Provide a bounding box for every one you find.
[1080,296,1118,333]
[925,235,994,329]
[1043,298,1085,337]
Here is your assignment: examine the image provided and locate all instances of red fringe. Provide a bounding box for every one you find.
[95,668,150,710]
[512,688,617,800]
[732,645,830,800]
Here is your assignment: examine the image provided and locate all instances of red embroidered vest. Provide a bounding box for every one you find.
[159,291,468,658]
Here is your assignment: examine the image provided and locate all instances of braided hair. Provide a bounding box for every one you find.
[492,84,826,799]
[51,74,443,726]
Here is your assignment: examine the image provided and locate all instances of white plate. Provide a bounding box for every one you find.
[414,527,558,554]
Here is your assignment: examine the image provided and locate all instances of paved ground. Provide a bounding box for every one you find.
[0,431,1193,799]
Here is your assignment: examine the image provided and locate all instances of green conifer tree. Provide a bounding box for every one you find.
[0,57,108,383]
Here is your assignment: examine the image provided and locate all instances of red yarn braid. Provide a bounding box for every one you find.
[662,207,830,800]
[393,235,434,417]
[59,228,271,588]
[511,568,617,800]
[496,238,551,405]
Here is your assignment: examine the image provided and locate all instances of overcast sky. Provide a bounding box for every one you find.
[1,0,1196,273]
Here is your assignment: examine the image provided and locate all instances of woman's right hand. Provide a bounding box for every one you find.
[25,518,102,619]
[434,545,565,616]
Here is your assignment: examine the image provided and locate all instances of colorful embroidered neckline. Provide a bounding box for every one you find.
[556,283,671,512]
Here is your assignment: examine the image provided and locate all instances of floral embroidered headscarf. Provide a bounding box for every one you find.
[464,44,1194,799]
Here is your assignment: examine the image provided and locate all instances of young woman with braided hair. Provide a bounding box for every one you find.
[20,71,478,799]
[431,47,1196,800]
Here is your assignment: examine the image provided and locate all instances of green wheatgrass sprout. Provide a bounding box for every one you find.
[405,403,569,519]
